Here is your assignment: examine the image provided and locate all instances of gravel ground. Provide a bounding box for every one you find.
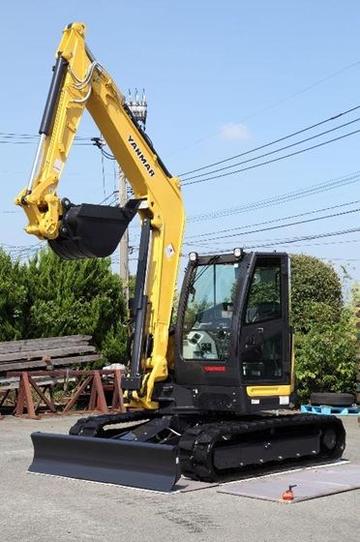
[0,414,359,542]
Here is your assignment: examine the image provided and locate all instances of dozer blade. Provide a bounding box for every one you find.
[29,432,180,492]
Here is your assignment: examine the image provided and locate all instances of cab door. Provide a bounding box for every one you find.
[237,253,291,386]
[175,254,241,387]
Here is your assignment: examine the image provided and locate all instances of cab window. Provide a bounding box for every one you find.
[245,265,281,324]
[182,263,239,361]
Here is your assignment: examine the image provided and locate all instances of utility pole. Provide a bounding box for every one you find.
[119,169,129,301]
[118,89,147,303]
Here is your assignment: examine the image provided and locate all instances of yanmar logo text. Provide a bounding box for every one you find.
[128,135,155,177]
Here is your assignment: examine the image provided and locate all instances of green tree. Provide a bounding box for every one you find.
[291,254,358,401]
[294,308,357,400]
[291,254,342,333]
[0,249,28,340]
[351,282,360,306]
[25,249,128,364]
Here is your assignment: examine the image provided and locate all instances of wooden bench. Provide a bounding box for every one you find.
[0,335,125,419]
[0,335,99,375]
[0,369,125,419]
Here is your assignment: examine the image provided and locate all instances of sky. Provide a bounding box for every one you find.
[1,0,360,285]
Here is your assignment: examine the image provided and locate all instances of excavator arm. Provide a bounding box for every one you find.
[15,22,185,409]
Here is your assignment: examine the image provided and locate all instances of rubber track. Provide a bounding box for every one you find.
[178,414,346,482]
[69,410,160,437]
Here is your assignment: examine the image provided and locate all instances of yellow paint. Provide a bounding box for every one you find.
[290,332,295,391]
[246,333,295,399]
[246,385,292,397]
[15,23,185,410]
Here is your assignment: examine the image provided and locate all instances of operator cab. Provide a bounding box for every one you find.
[174,250,291,413]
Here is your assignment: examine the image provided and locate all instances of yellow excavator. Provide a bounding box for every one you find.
[16,23,345,492]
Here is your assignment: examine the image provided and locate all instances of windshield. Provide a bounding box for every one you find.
[182,262,239,361]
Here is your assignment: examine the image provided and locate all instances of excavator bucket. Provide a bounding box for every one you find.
[28,432,180,492]
[49,199,140,259]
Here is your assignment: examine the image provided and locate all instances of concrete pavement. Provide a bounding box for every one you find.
[0,414,359,542]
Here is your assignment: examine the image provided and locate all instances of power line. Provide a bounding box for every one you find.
[182,128,360,187]
[321,257,360,262]
[238,59,360,122]
[0,242,42,259]
[188,170,360,223]
[194,234,360,251]
[98,149,108,198]
[187,198,360,240]
[98,190,119,205]
[91,137,116,160]
[100,148,116,160]
[185,206,360,246]
[0,140,92,146]
[212,226,360,253]
[113,163,118,193]
[0,141,41,145]
[299,238,360,247]
[0,131,91,139]
[184,237,360,255]
[170,59,360,159]
[0,132,93,145]
[180,104,360,178]
[182,115,360,182]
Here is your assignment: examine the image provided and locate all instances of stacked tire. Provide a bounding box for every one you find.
[310,392,355,407]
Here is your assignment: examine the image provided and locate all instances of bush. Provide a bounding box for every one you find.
[0,248,357,390]
[291,255,358,401]
[294,307,358,401]
[291,254,342,333]
[0,248,128,364]
[0,250,28,340]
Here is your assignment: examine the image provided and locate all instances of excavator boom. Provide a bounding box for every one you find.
[16,22,185,410]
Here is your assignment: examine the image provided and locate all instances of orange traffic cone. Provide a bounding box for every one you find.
[281,484,297,502]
